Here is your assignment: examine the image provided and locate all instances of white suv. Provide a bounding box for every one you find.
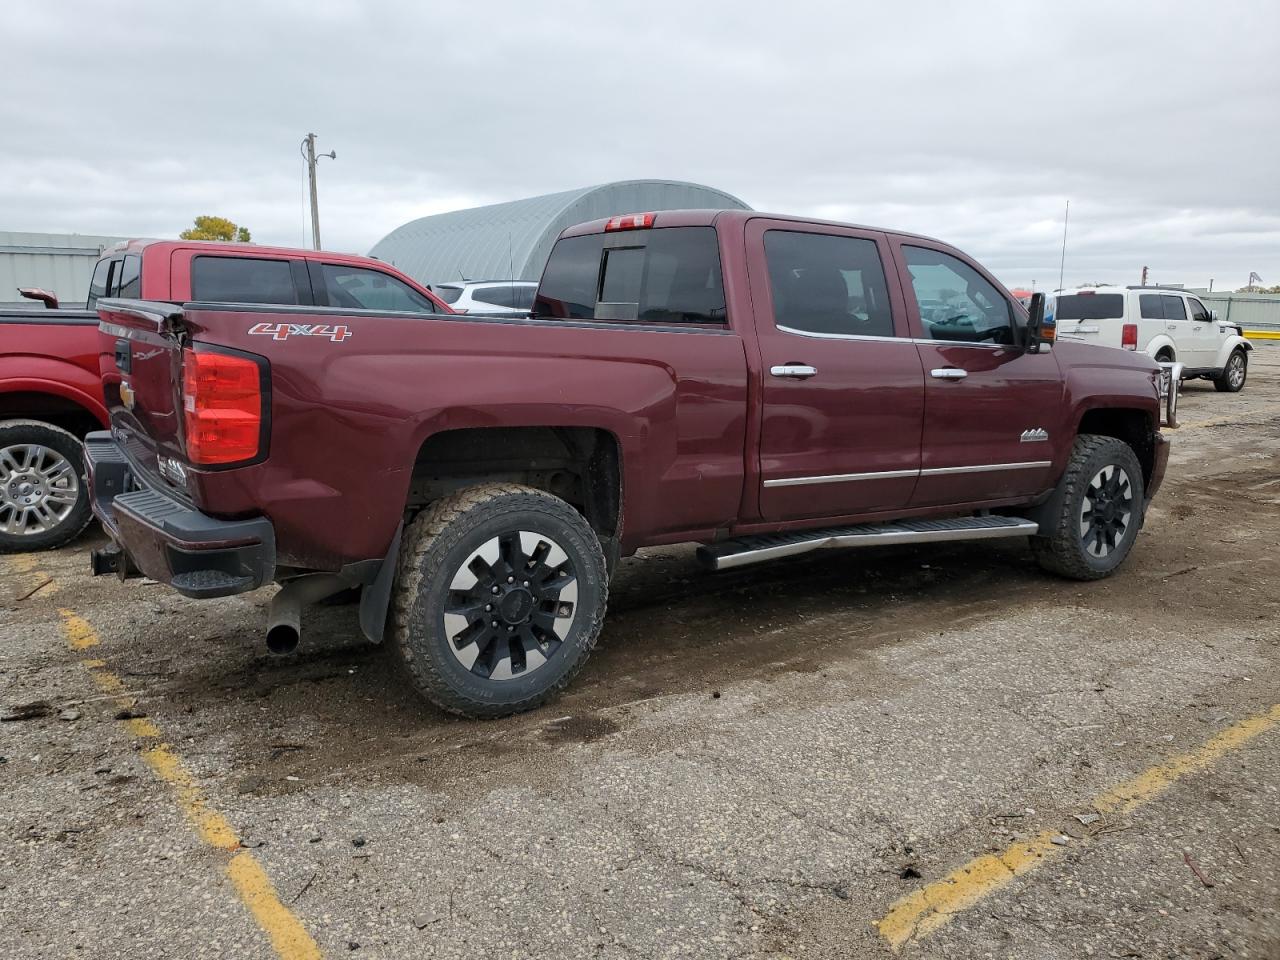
[430,280,537,315]
[1050,286,1253,392]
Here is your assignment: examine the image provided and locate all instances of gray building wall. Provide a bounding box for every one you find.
[369,180,750,287]
[0,231,129,307]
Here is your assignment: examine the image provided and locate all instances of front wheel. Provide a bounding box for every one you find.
[1213,349,1247,393]
[1031,435,1145,581]
[390,483,608,718]
[0,420,93,553]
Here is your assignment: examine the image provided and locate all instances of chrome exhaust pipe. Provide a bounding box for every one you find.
[265,574,356,656]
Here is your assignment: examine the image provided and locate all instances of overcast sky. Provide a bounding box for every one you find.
[5,0,1278,291]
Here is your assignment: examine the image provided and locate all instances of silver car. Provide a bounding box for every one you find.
[431,280,537,315]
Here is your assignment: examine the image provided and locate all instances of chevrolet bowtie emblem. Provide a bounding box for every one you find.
[119,380,136,410]
[1020,427,1049,442]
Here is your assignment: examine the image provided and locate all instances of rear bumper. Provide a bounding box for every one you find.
[1146,432,1171,503]
[84,432,275,598]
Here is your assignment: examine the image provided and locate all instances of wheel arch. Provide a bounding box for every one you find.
[0,384,108,438]
[1213,336,1252,368]
[1146,337,1177,362]
[1074,407,1158,493]
[405,425,623,547]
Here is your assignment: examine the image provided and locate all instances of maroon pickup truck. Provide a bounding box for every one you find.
[86,210,1179,717]
[0,239,449,553]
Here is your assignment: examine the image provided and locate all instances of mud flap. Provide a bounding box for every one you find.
[358,522,403,644]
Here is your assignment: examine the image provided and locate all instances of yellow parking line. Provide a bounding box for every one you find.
[59,609,100,649]
[36,599,324,959]
[876,704,1280,951]
[1243,330,1280,340]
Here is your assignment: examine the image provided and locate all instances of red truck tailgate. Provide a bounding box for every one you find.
[97,301,191,486]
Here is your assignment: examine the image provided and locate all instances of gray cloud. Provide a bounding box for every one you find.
[4,0,1277,290]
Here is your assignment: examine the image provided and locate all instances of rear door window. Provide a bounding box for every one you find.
[764,230,895,337]
[318,264,436,312]
[1162,295,1187,320]
[1054,293,1124,320]
[1139,294,1164,319]
[534,227,726,324]
[191,256,298,304]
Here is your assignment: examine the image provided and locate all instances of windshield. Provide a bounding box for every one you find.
[1055,293,1124,320]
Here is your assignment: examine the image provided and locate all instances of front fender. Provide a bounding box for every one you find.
[1213,335,1252,369]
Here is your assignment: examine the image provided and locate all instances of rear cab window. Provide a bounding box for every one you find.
[87,258,115,308]
[534,227,726,325]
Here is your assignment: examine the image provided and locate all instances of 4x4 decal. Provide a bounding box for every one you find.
[248,321,352,343]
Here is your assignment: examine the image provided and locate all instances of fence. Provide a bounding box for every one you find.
[1197,293,1280,338]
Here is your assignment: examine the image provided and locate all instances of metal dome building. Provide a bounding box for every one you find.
[368,179,750,286]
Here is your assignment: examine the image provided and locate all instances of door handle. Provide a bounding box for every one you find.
[770,364,817,379]
[930,367,968,380]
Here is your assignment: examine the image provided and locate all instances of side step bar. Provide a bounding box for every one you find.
[697,516,1039,571]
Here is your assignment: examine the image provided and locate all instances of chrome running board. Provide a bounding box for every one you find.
[697,516,1039,571]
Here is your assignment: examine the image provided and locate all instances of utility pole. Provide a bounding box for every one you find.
[301,133,336,250]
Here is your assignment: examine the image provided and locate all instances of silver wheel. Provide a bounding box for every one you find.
[1227,353,1245,389]
[0,443,80,537]
[1078,465,1133,558]
[442,530,578,682]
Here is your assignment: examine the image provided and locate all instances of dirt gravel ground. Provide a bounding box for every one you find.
[2,346,1278,960]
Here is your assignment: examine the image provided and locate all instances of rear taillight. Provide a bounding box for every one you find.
[182,348,264,465]
[1121,323,1138,350]
[604,212,655,232]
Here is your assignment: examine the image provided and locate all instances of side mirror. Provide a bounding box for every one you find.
[18,287,59,309]
[1209,309,1220,322]
[1025,292,1055,352]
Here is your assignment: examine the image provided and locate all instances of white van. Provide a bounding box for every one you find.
[1050,286,1253,392]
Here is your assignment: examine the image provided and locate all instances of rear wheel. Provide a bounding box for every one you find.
[1213,349,1247,393]
[391,483,607,718]
[0,420,93,553]
[1031,435,1145,581]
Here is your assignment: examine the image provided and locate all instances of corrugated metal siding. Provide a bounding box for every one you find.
[1198,293,1280,332]
[368,180,750,286]
[0,231,128,306]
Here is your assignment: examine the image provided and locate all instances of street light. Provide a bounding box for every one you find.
[301,133,337,250]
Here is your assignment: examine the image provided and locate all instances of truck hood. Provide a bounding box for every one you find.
[1050,338,1159,374]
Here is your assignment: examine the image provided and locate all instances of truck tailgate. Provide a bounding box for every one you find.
[97,300,189,486]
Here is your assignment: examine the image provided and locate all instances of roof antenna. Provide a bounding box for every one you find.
[508,232,516,312]
[1058,200,1070,291]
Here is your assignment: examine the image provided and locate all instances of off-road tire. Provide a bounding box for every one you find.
[1030,434,1145,581]
[0,420,93,553]
[390,482,607,718]
[1213,348,1247,393]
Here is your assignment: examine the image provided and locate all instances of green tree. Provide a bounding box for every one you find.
[1236,283,1280,294]
[179,215,251,243]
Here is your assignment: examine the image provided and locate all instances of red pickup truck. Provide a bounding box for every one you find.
[86,210,1180,717]
[0,239,448,552]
